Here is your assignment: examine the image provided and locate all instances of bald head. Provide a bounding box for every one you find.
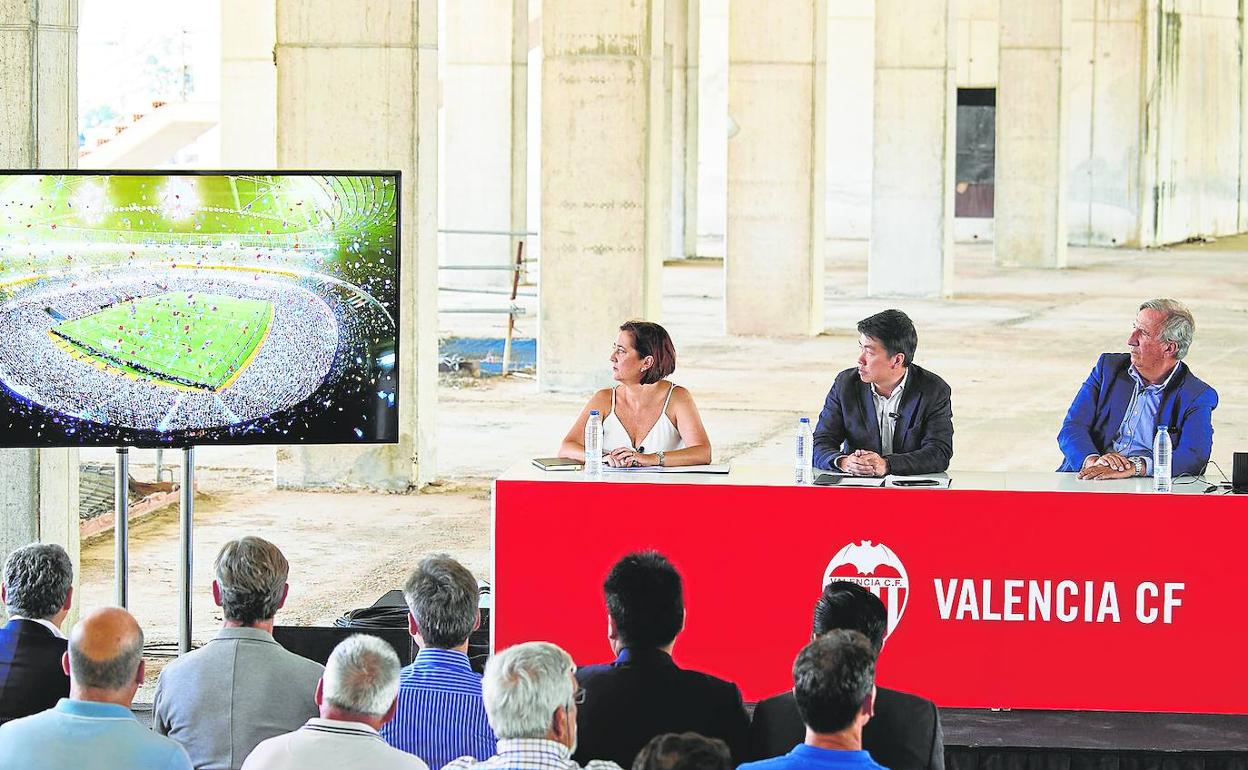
[69,607,144,692]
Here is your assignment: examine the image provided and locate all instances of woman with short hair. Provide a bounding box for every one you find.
[558,320,711,468]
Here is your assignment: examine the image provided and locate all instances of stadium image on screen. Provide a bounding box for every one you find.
[0,172,400,447]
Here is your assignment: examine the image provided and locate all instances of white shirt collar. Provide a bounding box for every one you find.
[8,615,66,639]
[871,369,909,403]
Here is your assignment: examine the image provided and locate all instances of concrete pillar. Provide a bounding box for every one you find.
[868,0,955,298]
[539,0,668,391]
[670,0,700,259]
[0,0,81,621]
[725,0,825,336]
[220,0,276,167]
[442,0,525,289]
[274,0,438,488]
[995,1,1069,268]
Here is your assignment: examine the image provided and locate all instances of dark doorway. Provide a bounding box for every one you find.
[955,88,995,218]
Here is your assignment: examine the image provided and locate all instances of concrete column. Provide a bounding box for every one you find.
[539,0,668,391]
[670,0,700,259]
[869,0,955,298]
[725,0,825,336]
[994,1,1069,268]
[0,0,81,619]
[274,0,438,488]
[220,0,276,167]
[443,0,525,289]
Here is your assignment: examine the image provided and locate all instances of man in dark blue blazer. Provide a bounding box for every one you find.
[747,582,944,770]
[0,543,73,724]
[1058,299,1218,479]
[813,310,953,476]
[573,551,750,768]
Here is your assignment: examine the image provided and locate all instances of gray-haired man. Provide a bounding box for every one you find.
[154,536,324,770]
[381,554,496,768]
[444,642,622,770]
[242,635,429,770]
[1058,298,1218,479]
[0,543,74,723]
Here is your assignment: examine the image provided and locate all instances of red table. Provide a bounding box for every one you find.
[493,464,1247,714]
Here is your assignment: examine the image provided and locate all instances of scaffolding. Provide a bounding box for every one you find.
[438,228,536,376]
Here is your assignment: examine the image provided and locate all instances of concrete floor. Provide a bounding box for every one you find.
[80,237,1247,650]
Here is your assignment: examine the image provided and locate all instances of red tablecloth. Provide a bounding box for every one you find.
[494,473,1246,713]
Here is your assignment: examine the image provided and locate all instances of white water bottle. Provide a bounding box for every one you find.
[795,417,814,485]
[585,410,603,480]
[1153,425,1171,493]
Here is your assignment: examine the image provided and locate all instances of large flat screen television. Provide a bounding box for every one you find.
[0,171,400,448]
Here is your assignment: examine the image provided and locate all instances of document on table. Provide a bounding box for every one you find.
[837,477,887,487]
[602,463,731,474]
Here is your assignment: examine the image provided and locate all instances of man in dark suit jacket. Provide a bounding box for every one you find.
[813,310,953,476]
[573,551,750,768]
[0,543,74,724]
[747,582,944,770]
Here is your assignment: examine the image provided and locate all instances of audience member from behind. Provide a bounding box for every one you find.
[444,641,622,770]
[242,634,429,770]
[741,631,884,770]
[381,554,496,768]
[573,551,749,767]
[633,733,732,770]
[154,536,324,770]
[1057,298,1217,479]
[559,321,712,468]
[748,582,943,770]
[0,606,193,770]
[0,543,73,724]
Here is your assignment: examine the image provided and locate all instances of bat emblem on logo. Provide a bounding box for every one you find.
[823,540,910,638]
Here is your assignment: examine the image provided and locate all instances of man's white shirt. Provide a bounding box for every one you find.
[7,616,65,639]
[241,717,431,770]
[871,370,909,456]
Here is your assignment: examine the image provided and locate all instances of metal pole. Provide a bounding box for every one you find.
[178,447,194,654]
[502,240,524,377]
[114,448,129,608]
[155,447,164,481]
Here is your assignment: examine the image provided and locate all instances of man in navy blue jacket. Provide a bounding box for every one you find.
[1058,299,1218,479]
[813,310,954,477]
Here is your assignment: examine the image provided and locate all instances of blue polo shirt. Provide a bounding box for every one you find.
[0,698,192,770]
[740,744,887,770]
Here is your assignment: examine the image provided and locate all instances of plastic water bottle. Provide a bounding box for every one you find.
[1153,425,1171,493]
[585,410,603,480]
[795,417,814,485]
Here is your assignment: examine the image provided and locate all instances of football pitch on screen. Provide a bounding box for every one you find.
[51,293,275,391]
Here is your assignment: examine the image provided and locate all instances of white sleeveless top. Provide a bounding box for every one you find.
[602,384,686,452]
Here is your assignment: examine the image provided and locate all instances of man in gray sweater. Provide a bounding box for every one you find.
[154,536,324,770]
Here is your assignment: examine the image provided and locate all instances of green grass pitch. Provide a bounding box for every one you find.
[51,292,274,391]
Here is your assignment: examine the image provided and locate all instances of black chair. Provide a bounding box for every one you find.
[272,624,415,667]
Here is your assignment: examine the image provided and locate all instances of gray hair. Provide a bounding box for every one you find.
[70,624,144,690]
[214,537,288,625]
[3,543,73,620]
[482,642,576,740]
[323,634,401,717]
[404,554,478,648]
[1140,298,1196,360]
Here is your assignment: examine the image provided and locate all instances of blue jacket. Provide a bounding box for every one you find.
[812,363,954,476]
[1057,353,1218,477]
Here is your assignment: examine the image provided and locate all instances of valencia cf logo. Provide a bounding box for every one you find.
[823,540,910,638]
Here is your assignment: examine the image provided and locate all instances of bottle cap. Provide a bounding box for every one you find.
[799,417,810,424]
[1157,424,1167,431]
[590,410,600,416]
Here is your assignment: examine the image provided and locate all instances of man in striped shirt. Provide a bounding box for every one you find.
[381,555,496,768]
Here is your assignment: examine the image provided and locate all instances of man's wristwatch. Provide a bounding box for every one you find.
[1129,456,1145,477]
[657,451,666,467]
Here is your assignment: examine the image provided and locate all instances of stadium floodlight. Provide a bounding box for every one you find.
[71,180,108,224]
[159,176,200,221]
